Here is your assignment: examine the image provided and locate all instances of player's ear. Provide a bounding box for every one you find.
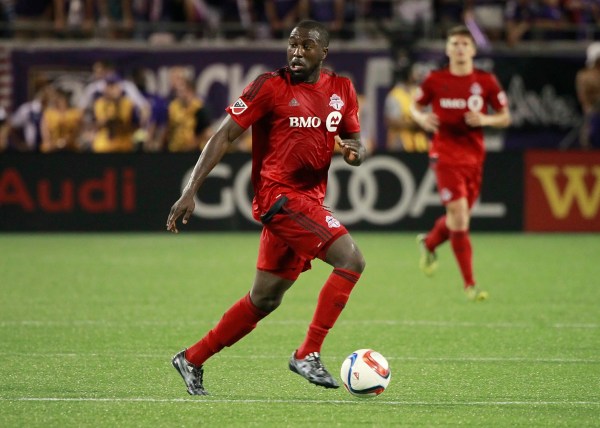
[321,47,328,61]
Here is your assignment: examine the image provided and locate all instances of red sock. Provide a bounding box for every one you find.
[296,268,360,359]
[185,293,268,366]
[450,230,475,288]
[425,215,450,251]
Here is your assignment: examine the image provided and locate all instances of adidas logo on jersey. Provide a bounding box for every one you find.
[289,98,300,107]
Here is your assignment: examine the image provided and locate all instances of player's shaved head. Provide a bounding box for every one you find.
[294,20,330,48]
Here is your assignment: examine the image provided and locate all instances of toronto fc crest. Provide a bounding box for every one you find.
[329,94,344,111]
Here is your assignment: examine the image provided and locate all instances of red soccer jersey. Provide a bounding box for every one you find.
[415,67,507,166]
[226,67,360,218]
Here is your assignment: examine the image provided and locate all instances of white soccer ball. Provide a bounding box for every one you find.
[340,349,391,398]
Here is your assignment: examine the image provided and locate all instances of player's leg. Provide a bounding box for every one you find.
[172,284,272,395]
[268,197,364,388]
[417,214,448,275]
[289,233,364,389]
[446,195,473,286]
[417,162,460,276]
[172,272,291,396]
[447,197,482,300]
[446,196,474,290]
[446,180,487,301]
[184,271,293,366]
[417,163,451,275]
[445,196,470,230]
[295,233,365,357]
[424,215,451,251]
[173,229,299,395]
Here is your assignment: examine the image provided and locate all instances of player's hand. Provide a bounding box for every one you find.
[166,194,195,234]
[464,111,486,127]
[335,135,365,166]
[419,113,439,133]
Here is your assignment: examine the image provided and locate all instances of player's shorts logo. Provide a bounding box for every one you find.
[440,188,453,202]
[325,215,341,228]
[230,98,248,115]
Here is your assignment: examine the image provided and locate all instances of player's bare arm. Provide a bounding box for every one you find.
[335,133,365,166]
[464,106,511,128]
[576,69,600,114]
[410,102,439,133]
[166,116,245,233]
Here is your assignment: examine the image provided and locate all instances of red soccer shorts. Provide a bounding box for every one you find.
[256,195,348,281]
[433,162,483,207]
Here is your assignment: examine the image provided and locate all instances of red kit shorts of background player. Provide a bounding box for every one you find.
[432,161,483,208]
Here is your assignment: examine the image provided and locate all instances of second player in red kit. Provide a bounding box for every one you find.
[411,25,511,301]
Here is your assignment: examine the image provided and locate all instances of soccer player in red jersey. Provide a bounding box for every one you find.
[410,25,511,301]
[166,20,367,395]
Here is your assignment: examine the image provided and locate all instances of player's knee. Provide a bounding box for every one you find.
[325,235,366,273]
[251,271,295,312]
[251,293,283,313]
[354,253,366,274]
[340,252,366,274]
[446,209,469,230]
[259,298,282,313]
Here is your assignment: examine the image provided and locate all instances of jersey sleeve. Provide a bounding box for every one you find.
[340,79,360,135]
[225,73,274,130]
[414,73,434,106]
[486,73,508,111]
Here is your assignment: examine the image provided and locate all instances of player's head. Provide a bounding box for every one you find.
[92,60,116,80]
[175,78,195,100]
[586,42,600,68]
[53,88,71,108]
[104,73,122,99]
[287,20,329,83]
[445,25,476,66]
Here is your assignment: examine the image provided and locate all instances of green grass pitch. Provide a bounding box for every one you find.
[1,232,599,427]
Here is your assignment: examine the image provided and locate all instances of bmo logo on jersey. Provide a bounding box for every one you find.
[289,117,322,128]
[289,111,343,132]
[440,98,467,109]
[440,95,484,111]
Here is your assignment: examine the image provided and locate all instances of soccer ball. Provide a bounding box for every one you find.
[340,349,391,398]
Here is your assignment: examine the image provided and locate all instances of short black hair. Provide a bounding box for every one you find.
[295,20,330,48]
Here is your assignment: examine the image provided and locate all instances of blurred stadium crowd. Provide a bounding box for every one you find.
[1,1,598,43]
[0,61,219,153]
[0,0,599,153]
